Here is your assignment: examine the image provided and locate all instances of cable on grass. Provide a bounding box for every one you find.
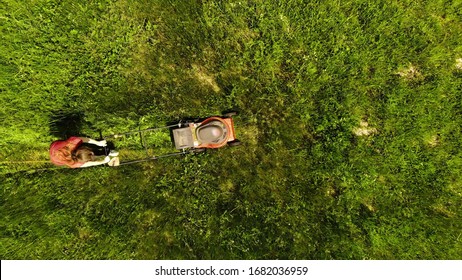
[0,160,64,176]
[0,161,52,164]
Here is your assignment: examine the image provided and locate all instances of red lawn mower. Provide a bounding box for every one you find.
[172,112,241,151]
[105,112,241,165]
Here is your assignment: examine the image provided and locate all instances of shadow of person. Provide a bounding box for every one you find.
[49,110,116,155]
[49,110,85,139]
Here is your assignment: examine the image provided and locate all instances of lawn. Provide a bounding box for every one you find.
[1,0,461,259]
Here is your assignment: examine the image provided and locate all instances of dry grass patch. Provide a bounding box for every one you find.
[396,63,423,81]
[425,134,440,147]
[325,185,338,197]
[431,203,455,218]
[220,179,236,193]
[191,64,221,93]
[363,202,376,212]
[456,58,462,70]
[353,120,377,136]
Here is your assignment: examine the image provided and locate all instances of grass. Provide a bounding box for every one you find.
[1,0,462,259]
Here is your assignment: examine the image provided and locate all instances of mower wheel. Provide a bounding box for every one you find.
[223,111,238,118]
[193,148,206,153]
[228,140,242,147]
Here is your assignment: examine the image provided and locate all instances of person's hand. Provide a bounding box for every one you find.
[97,140,107,147]
[103,156,111,164]
[89,138,107,147]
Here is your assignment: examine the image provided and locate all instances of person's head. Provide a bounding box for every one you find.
[72,146,95,163]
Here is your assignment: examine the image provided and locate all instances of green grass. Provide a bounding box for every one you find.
[1,0,462,259]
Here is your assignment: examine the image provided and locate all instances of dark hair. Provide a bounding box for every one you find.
[72,146,95,163]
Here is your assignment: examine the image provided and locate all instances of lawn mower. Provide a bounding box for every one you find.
[171,112,241,151]
[105,112,241,165]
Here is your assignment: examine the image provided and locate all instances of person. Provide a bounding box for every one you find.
[49,136,119,168]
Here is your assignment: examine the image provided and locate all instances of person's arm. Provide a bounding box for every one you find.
[79,137,107,147]
[79,156,111,168]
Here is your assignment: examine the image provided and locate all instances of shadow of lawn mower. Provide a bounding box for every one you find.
[107,111,241,166]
